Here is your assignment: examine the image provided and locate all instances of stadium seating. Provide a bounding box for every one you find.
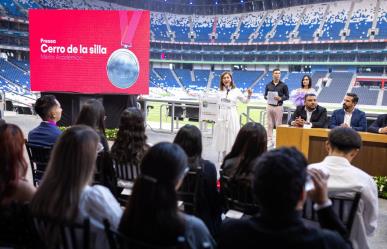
[194,70,210,89]
[0,59,30,88]
[175,68,194,89]
[270,6,303,42]
[297,4,326,41]
[168,13,191,42]
[151,12,170,41]
[318,72,353,103]
[216,14,239,43]
[0,0,26,17]
[351,87,379,105]
[232,70,263,90]
[320,1,351,41]
[153,68,180,88]
[236,12,263,42]
[193,15,214,42]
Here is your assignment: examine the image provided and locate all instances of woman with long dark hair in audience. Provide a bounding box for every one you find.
[173,124,221,237]
[119,142,215,249]
[221,122,267,187]
[75,99,109,152]
[30,125,122,248]
[111,107,149,166]
[0,124,35,205]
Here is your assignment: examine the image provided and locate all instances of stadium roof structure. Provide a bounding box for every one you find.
[107,0,346,15]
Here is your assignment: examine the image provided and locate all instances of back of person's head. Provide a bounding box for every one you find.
[0,124,28,202]
[328,127,362,154]
[111,107,147,165]
[173,124,202,169]
[253,147,307,215]
[223,122,267,175]
[119,142,187,245]
[75,99,106,135]
[34,95,58,121]
[31,125,99,221]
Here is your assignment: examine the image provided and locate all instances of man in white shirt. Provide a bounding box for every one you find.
[288,94,328,128]
[308,127,378,249]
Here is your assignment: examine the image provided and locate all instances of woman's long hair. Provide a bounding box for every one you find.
[173,124,202,169]
[119,142,188,245]
[222,122,267,177]
[301,75,312,89]
[76,99,106,136]
[218,71,236,91]
[30,125,99,221]
[111,108,148,165]
[0,124,28,202]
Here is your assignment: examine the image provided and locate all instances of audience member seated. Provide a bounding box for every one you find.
[309,127,378,249]
[0,124,35,205]
[290,75,317,107]
[76,99,109,152]
[329,93,367,132]
[173,124,221,237]
[118,142,216,249]
[111,107,149,166]
[368,114,387,134]
[218,147,351,249]
[30,125,122,249]
[288,94,328,128]
[221,122,267,195]
[28,95,62,147]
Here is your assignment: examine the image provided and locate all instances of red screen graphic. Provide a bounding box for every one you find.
[29,10,149,94]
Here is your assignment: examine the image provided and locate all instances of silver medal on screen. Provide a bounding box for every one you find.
[106,48,139,89]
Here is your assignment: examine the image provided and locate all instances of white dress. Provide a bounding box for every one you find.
[213,88,250,154]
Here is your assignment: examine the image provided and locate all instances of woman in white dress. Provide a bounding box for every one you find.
[290,75,317,106]
[213,71,252,160]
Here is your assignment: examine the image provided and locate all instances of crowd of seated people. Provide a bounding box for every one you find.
[0,91,385,248]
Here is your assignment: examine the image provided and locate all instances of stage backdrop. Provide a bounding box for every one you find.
[29,9,149,94]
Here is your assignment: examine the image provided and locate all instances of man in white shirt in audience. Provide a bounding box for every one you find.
[308,127,378,249]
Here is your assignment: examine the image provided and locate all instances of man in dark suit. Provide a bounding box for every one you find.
[218,147,351,249]
[329,93,367,131]
[288,94,327,128]
[28,95,63,147]
[368,114,387,134]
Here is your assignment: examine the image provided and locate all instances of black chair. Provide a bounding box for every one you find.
[0,203,42,249]
[25,141,52,187]
[219,171,260,216]
[113,159,141,205]
[177,168,201,214]
[185,104,199,122]
[302,191,361,234]
[103,220,187,249]
[94,151,118,196]
[33,216,91,249]
[167,103,184,121]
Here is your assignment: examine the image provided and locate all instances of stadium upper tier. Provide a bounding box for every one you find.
[150,0,386,43]
[0,0,385,44]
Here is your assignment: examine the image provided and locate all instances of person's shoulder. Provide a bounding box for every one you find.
[182,213,211,237]
[295,105,304,111]
[355,108,366,115]
[317,105,327,111]
[315,227,350,248]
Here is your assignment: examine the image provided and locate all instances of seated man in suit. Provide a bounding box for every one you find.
[329,93,367,131]
[368,114,387,134]
[288,94,327,128]
[309,127,378,249]
[28,95,63,147]
[218,147,351,249]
